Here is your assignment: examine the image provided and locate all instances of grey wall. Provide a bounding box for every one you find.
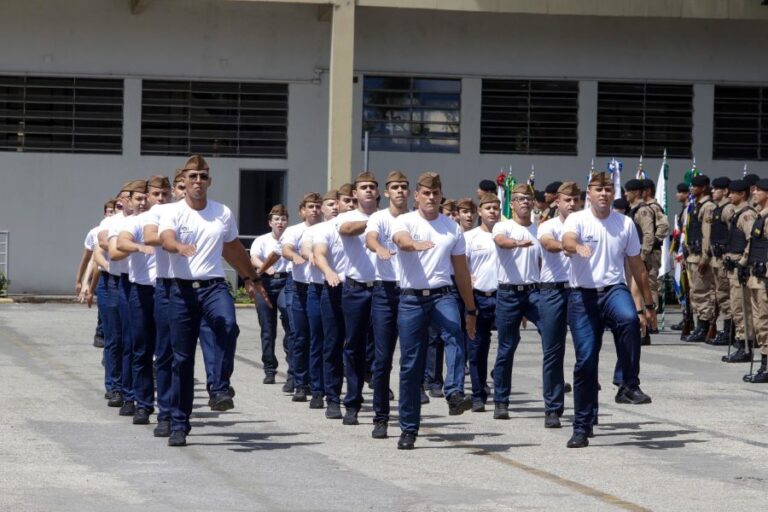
[1,0,767,292]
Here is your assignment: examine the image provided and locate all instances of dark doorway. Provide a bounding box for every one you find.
[238,170,286,251]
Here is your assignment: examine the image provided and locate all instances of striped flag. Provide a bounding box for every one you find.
[657,151,671,277]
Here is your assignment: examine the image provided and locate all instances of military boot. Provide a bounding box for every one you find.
[683,320,709,343]
[745,356,768,383]
[707,319,732,346]
[722,340,751,363]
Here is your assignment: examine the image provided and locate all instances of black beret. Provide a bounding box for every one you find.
[534,190,546,202]
[744,173,759,187]
[676,182,690,193]
[613,198,629,210]
[478,179,496,192]
[728,180,749,193]
[642,179,655,190]
[712,177,731,189]
[624,179,643,191]
[755,179,768,192]
[691,175,710,187]
[545,181,563,194]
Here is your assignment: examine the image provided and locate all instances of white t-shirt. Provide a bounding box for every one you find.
[142,203,174,279]
[537,216,571,284]
[121,213,156,286]
[85,225,108,271]
[562,209,640,288]
[464,227,498,292]
[392,211,465,290]
[104,213,131,276]
[250,232,291,274]
[492,219,540,285]
[364,208,401,282]
[280,222,318,284]
[159,199,238,280]
[337,209,377,282]
[314,217,347,278]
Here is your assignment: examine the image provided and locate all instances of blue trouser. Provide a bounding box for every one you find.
[105,274,125,395]
[256,275,292,375]
[97,272,114,392]
[129,283,156,411]
[95,306,104,338]
[493,286,541,405]
[424,326,444,391]
[371,282,400,423]
[280,277,295,380]
[342,281,373,410]
[118,274,135,402]
[537,286,569,415]
[292,282,323,392]
[467,291,496,403]
[568,284,640,435]
[154,279,173,422]
[168,280,239,433]
[321,283,344,404]
[398,291,466,434]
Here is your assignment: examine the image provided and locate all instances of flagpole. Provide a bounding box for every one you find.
[657,148,669,330]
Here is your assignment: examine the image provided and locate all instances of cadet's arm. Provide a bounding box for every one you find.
[75,248,93,293]
[257,251,281,275]
[393,231,434,252]
[108,236,129,261]
[539,234,562,253]
[313,243,341,287]
[451,255,477,339]
[143,225,162,247]
[92,243,110,271]
[339,220,367,237]
[494,233,531,249]
[117,231,153,255]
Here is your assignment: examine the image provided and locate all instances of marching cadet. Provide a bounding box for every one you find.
[392,172,477,450]
[641,179,671,334]
[706,177,734,345]
[116,175,171,425]
[624,179,655,343]
[682,175,717,343]
[742,179,768,383]
[338,172,380,426]
[537,182,580,428]
[533,191,547,225]
[539,181,562,223]
[562,172,655,448]
[456,198,477,233]
[249,204,293,385]
[491,183,541,420]
[365,170,410,439]
[464,193,500,413]
[721,180,757,363]
[476,179,497,201]
[159,155,269,447]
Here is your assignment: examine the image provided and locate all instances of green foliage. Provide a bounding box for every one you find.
[233,286,253,304]
[0,271,7,296]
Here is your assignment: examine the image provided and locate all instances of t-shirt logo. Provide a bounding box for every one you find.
[413,233,422,241]
[179,226,192,235]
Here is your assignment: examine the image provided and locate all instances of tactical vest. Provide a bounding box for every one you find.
[748,214,768,266]
[710,203,729,250]
[687,199,713,248]
[726,206,754,255]
[629,203,655,244]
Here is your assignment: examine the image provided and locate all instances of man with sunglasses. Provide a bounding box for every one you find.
[562,172,655,448]
[159,155,269,447]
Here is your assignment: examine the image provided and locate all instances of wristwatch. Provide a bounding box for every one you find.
[644,303,656,311]
[243,275,261,284]
[465,309,478,317]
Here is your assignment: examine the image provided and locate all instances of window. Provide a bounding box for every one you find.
[141,80,288,158]
[480,79,578,155]
[0,75,123,154]
[362,76,460,153]
[713,86,768,161]
[596,82,693,158]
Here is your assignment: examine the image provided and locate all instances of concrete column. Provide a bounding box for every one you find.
[123,78,142,157]
[326,0,355,188]
[692,83,714,164]
[578,80,598,163]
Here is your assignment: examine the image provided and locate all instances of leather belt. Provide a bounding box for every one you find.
[473,290,496,297]
[498,283,537,292]
[157,277,174,286]
[266,272,290,279]
[294,281,309,292]
[174,277,225,289]
[374,280,400,288]
[573,284,619,294]
[401,286,451,297]
[538,282,570,290]
[346,277,375,289]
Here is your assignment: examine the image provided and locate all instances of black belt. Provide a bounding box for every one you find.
[107,273,121,281]
[498,283,537,292]
[401,286,451,297]
[157,277,174,286]
[346,277,375,289]
[538,282,570,290]
[573,284,619,294]
[266,272,290,279]
[374,280,400,288]
[473,289,496,297]
[174,277,225,289]
[294,281,309,292]
[100,270,110,278]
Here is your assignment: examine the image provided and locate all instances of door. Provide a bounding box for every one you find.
[238,169,286,251]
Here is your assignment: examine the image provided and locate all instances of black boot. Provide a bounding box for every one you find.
[746,356,768,383]
[671,320,685,331]
[722,340,751,363]
[683,320,709,343]
[707,319,732,346]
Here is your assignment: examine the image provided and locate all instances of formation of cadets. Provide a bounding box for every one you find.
[75,154,768,452]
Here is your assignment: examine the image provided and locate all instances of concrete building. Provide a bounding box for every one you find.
[1,0,767,293]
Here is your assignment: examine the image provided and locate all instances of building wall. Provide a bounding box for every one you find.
[0,0,766,292]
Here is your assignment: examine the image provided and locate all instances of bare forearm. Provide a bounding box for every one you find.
[539,235,562,253]
[76,250,92,285]
[257,252,280,274]
[451,257,476,311]
[116,234,143,254]
[143,225,162,247]
[223,241,259,280]
[562,233,579,253]
[160,231,181,253]
[339,220,367,237]
[365,231,385,253]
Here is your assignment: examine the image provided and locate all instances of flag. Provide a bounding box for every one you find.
[527,166,535,195]
[636,155,646,180]
[656,151,672,277]
[503,169,516,219]
[496,168,506,218]
[584,159,595,209]
[608,158,623,200]
[682,158,699,243]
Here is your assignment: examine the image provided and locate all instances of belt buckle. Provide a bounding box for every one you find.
[596,286,605,293]
[192,281,200,289]
[421,290,429,297]
[516,285,523,292]
[365,281,373,288]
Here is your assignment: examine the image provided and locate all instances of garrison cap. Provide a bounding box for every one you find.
[183,155,209,171]
[512,183,533,196]
[728,180,749,193]
[712,177,731,189]
[676,182,690,193]
[624,179,643,191]
[744,173,760,187]
[385,170,409,185]
[478,179,496,192]
[755,179,768,192]
[173,169,185,184]
[269,204,289,218]
[557,181,581,196]
[104,199,116,211]
[588,172,613,188]
[442,199,456,211]
[300,192,322,206]
[123,180,148,194]
[545,181,563,194]
[456,198,477,212]
[147,175,171,190]
[354,171,378,186]
[479,192,500,206]
[417,172,442,189]
[534,190,546,203]
[338,183,354,197]
[323,189,339,202]
[691,175,710,187]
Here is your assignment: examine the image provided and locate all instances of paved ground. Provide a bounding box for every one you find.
[0,303,766,512]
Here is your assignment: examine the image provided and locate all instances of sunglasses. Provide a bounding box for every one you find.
[187,172,210,181]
